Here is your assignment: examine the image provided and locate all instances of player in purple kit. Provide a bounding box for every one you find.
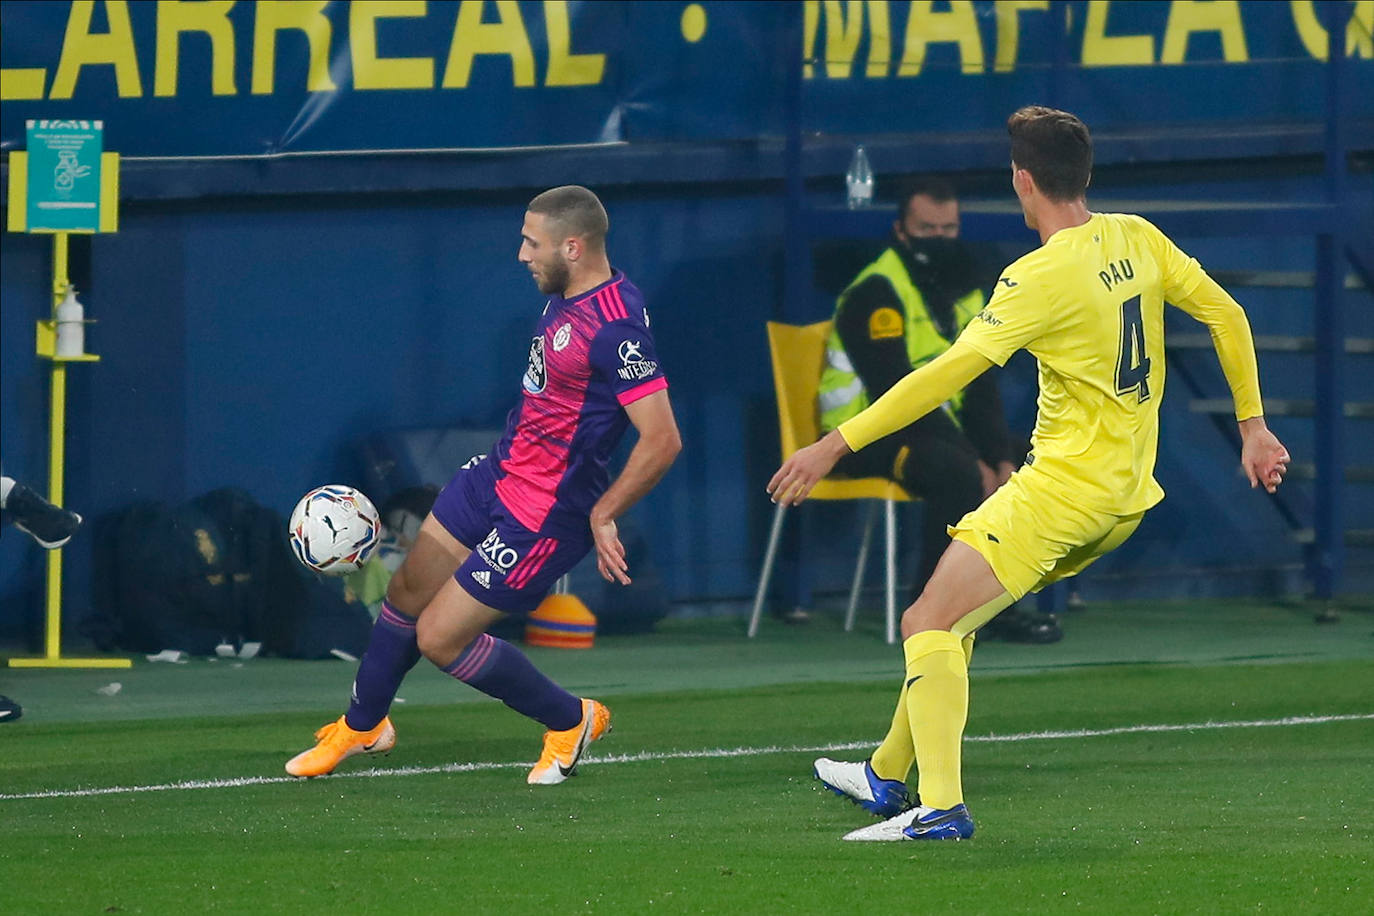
[287,186,682,783]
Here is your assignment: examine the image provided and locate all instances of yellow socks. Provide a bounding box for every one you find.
[869,632,975,783]
[903,629,970,810]
[869,680,915,781]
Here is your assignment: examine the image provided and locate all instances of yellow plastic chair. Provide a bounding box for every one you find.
[748,321,912,644]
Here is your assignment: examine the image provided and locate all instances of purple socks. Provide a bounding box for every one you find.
[344,601,422,731]
[343,600,582,733]
[442,633,582,730]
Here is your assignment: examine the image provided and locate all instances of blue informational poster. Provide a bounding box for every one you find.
[23,119,103,232]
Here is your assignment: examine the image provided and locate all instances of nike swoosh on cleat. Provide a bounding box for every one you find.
[905,675,923,688]
[363,738,384,751]
[557,762,576,777]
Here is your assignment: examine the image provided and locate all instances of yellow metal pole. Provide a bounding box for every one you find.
[44,364,67,659]
[43,232,70,660]
[7,162,128,668]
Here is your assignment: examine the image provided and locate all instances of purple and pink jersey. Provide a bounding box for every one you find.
[491,270,667,535]
[431,270,667,613]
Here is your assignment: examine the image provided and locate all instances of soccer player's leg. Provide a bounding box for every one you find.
[858,629,974,792]
[845,541,1012,841]
[817,424,979,816]
[425,518,608,785]
[845,475,1061,842]
[1,475,83,549]
[284,513,468,777]
[849,477,1134,840]
[286,461,490,778]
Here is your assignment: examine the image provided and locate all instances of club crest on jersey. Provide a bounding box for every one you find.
[553,323,572,352]
[477,529,520,573]
[523,336,547,393]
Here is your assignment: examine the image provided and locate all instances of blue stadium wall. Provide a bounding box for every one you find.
[2,1,1370,639]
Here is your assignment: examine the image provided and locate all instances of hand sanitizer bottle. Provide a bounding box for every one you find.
[55,286,85,358]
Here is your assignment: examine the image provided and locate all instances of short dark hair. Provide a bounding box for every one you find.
[899,176,958,218]
[1007,106,1092,202]
[527,185,608,250]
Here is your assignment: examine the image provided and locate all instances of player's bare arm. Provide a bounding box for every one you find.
[768,342,993,506]
[590,389,682,584]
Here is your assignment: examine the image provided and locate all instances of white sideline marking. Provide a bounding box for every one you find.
[3,712,1370,802]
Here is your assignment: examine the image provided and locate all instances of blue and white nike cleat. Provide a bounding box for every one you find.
[813,757,912,818]
[842,803,975,842]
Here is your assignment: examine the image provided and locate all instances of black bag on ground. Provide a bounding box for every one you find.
[95,490,374,658]
[193,487,372,659]
[96,500,239,655]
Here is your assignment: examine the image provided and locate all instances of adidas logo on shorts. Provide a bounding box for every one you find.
[471,570,491,589]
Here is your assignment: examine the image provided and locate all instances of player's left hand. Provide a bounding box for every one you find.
[767,431,852,506]
[1239,417,1290,494]
[591,514,631,585]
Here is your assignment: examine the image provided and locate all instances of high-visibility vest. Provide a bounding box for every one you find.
[819,247,985,432]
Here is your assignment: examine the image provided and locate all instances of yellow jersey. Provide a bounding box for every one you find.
[955,212,1262,515]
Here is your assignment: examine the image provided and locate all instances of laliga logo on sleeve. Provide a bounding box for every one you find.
[616,339,658,381]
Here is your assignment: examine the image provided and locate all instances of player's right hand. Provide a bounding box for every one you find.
[1238,417,1289,494]
[591,514,631,585]
[767,430,852,506]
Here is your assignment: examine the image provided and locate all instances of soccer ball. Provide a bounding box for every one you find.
[288,485,381,576]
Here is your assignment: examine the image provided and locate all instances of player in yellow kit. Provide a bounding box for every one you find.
[768,106,1291,842]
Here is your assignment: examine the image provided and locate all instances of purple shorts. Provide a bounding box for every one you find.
[431,455,592,614]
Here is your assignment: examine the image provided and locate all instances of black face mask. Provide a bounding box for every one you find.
[896,235,979,332]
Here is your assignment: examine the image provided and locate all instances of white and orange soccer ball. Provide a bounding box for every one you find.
[288,485,381,576]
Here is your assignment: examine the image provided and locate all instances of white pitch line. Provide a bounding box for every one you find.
[3,712,1370,802]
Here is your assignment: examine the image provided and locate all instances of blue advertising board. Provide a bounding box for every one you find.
[0,1,1368,157]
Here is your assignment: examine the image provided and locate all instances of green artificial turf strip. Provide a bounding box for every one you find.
[2,660,1371,914]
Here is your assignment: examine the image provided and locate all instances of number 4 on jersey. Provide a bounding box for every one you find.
[1116,294,1151,403]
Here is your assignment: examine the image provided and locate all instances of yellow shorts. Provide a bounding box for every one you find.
[949,468,1145,601]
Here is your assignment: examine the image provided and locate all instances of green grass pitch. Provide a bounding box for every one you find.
[2,606,1372,914]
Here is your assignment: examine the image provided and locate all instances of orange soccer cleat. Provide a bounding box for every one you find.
[285,715,395,778]
[526,699,611,785]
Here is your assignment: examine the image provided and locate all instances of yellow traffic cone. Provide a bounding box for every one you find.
[526,589,596,649]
